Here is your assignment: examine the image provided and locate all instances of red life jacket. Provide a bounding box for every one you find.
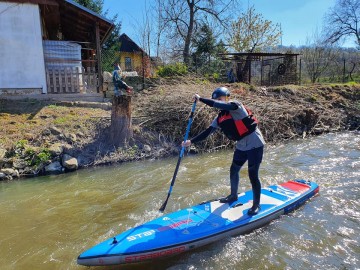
[217,107,258,141]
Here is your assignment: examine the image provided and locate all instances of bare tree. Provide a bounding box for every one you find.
[139,0,168,58]
[129,0,153,57]
[324,0,360,48]
[158,0,239,65]
[341,48,360,81]
[132,0,176,63]
[301,30,338,83]
[153,0,167,59]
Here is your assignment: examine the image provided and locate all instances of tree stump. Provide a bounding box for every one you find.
[110,95,132,147]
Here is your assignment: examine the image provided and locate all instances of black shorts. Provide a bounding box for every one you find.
[232,146,264,167]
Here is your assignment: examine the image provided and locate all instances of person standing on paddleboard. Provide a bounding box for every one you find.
[182,87,265,215]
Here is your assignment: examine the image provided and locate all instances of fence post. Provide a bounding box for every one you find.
[95,22,102,93]
[343,59,346,83]
[299,58,302,85]
[260,58,263,85]
[142,51,145,90]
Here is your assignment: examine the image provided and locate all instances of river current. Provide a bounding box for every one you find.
[0,131,359,270]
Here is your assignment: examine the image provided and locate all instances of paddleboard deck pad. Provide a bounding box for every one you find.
[77,179,319,266]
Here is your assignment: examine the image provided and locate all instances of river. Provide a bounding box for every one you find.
[0,131,359,270]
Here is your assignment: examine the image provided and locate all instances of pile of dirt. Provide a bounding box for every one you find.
[0,79,359,180]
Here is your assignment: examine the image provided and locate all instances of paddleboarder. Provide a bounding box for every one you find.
[182,87,265,215]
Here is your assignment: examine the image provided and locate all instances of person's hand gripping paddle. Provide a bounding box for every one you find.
[159,99,198,212]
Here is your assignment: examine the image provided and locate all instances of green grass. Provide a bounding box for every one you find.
[54,117,70,125]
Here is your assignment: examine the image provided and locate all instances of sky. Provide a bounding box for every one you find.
[103,0,355,53]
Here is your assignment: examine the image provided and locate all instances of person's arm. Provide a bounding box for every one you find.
[117,80,133,92]
[190,126,217,144]
[199,97,238,110]
[117,80,128,89]
[182,126,217,147]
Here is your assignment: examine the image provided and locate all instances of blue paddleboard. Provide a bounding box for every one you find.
[77,179,319,266]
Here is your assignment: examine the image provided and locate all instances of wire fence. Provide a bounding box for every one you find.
[299,58,360,84]
[204,56,360,85]
[101,48,120,73]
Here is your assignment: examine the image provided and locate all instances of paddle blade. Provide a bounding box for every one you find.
[159,196,169,212]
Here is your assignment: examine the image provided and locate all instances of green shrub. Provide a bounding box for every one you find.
[15,139,28,149]
[24,147,36,156]
[23,147,51,167]
[156,63,188,77]
[30,148,51,167]
[212,72,220,81]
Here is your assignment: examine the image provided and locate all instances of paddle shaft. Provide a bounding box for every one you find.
[159,100,197,212]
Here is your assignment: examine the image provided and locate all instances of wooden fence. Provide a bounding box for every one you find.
[45,67,98,94]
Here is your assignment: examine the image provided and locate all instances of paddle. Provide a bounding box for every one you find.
[159,99,197,212]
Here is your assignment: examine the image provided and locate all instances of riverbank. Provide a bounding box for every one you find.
[0,79,359,180]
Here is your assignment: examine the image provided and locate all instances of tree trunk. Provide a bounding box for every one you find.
[110,96,132,147]
[183,0,195,65]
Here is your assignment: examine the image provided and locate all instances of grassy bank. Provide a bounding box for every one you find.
[0,80,359,180]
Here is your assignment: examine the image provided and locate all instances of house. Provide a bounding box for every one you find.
[118,33,151,78]
[0,0,114,95]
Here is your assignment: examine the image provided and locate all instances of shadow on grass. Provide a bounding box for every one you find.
[0,98,52,120]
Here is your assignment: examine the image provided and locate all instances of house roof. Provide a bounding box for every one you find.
[5,0,114,44]
[119,33,146,54]
[64,0,112,25]
[58,0,114,43]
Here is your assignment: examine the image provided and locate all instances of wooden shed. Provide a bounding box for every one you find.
[0,0,114,95]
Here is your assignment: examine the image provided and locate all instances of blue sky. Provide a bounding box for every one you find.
[103,0,355,50]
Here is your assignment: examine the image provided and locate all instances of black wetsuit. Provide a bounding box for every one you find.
[190,97,265,208]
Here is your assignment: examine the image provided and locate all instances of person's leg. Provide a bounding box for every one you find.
[229,162,241,197]
[248,162,261,206]
[114,86,119,97]
[220,149,247,203]
[247,147,264,215]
